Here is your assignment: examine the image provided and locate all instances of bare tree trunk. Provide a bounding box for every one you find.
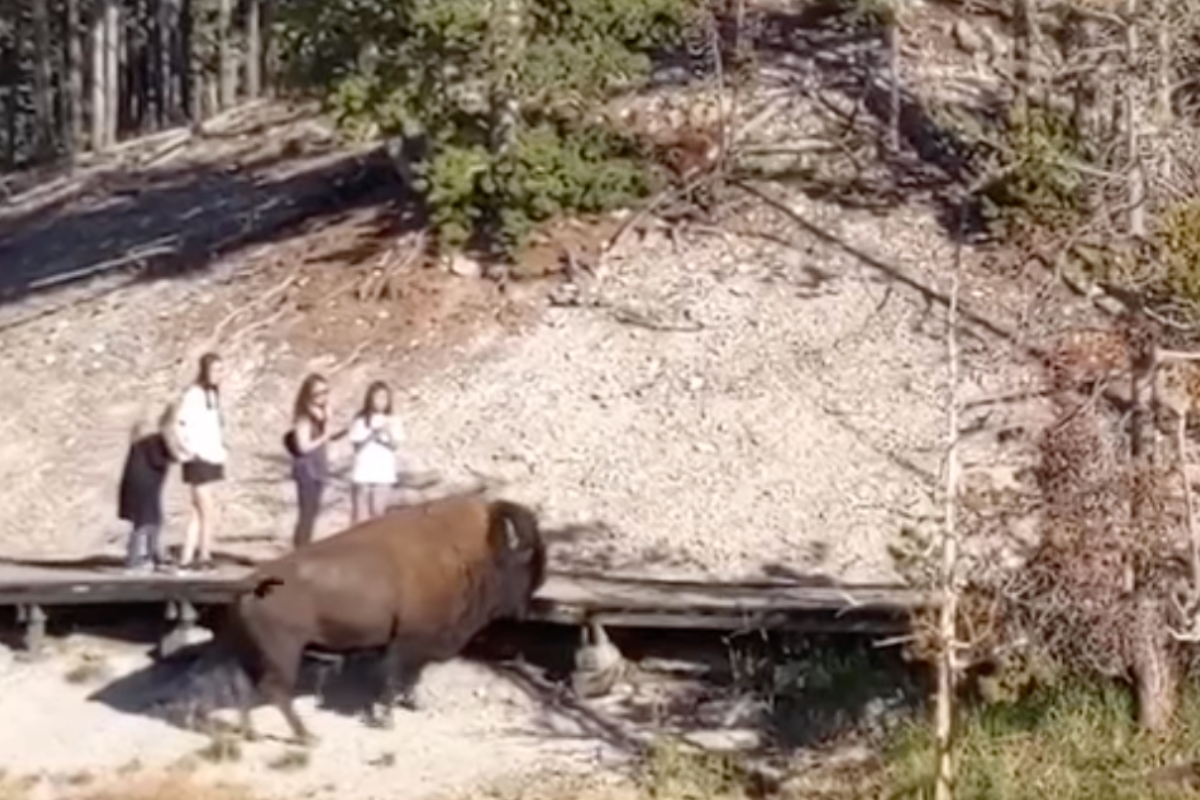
[205,77,217,118]
[183,0,201,123]
[1067,13,1102,137]
[31,0,54,161]
[488,0,523,159]
[217,0,234,108]
[1154,0,1172,127]
[153,0,166,126]
[2,30,17,169]
[120,0,135,133]
[1013,0,1036,118]
[1123,0,1146,238]
[104,0,120,147]
[885,2,900,153]
[65,0,84,156]
[260,0,275,93]
[245,0,260,98]
[169,0,186,124]
[1133,591,1177,732]
[1128,333,1178,731]
[90,0,107,150]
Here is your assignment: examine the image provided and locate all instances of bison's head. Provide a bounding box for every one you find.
[489,500,548,620]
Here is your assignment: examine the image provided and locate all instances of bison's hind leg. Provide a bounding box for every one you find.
[253,631,317,746]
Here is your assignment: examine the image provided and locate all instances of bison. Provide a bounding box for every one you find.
[211,492,547,745]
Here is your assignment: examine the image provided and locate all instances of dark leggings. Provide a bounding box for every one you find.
[125,523,163,567]
[293,475,326,549]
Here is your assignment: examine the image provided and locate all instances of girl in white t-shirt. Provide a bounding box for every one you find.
[173,352,227,572]
[349,381,402,524]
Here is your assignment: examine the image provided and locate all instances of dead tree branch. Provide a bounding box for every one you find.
[934,203,967,800]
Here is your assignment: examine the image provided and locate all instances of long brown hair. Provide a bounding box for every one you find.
[197,352,221,387]
[196,352,222,411]
[358,380,393,419]
[293,373,329,428]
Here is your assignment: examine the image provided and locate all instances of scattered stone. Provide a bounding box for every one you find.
[952,19,985,54]
[681,728,762,752]
[447,253,482,279]
[978,24,1009,57]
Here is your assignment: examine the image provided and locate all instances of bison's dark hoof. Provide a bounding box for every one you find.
[398,694,420,712]
[362,707,395,730]
[296,731,320,748]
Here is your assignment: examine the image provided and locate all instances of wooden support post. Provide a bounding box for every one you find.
[17,605,48,657]
[157,599,200,659]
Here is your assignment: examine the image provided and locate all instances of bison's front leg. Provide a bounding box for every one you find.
[238,704,260,742]
[367,643,422,729]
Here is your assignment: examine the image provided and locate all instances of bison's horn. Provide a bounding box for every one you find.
[504,516,520,550]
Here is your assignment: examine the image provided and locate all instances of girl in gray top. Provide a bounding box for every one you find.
[287,373,347,548]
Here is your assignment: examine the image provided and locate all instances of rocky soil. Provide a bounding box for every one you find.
[0,9,1091,580]
[0,630,761,800]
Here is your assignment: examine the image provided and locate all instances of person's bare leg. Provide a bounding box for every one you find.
[350,484,364,525]
[181,488,202,566]
[195,483,215,563]
[370,485,389,518]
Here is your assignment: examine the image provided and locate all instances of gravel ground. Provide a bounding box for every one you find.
[0,177,1048,583]
[0,636,624,800]
[400,211,956,582]
[0,630,769,800]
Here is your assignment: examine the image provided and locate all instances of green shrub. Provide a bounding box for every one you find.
[416,119,653,252]
[276,0,696,257]
[973,105,1090,239]
[639,739,748,800]
[1156,198,1200,309]
[886,679,1200,800]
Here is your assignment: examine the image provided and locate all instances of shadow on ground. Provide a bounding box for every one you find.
[0,139,417,312]
[0,0,1003,318]
[77,610,924,757]
[737,0,997,241]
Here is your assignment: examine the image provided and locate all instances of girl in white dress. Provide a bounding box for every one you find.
[349,380,402,524]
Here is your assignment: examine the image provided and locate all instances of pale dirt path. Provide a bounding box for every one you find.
[0,636,624,800]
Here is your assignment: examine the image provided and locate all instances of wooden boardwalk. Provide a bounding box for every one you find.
[0,556,929,634]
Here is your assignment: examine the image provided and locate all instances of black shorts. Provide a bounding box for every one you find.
[182,459,225,486]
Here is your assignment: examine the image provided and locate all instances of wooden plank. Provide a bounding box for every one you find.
[530,606,911,634]
[542,573,928,613]
[0,559,928,631]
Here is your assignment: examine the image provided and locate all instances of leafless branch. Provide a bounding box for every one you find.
[933,201,967,800]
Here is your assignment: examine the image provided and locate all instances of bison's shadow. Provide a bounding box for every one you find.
[86,621,584,733]
[87,638,397,733]
[85,620,669,757]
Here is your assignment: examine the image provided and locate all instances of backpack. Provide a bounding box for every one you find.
[283,429,300,459]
